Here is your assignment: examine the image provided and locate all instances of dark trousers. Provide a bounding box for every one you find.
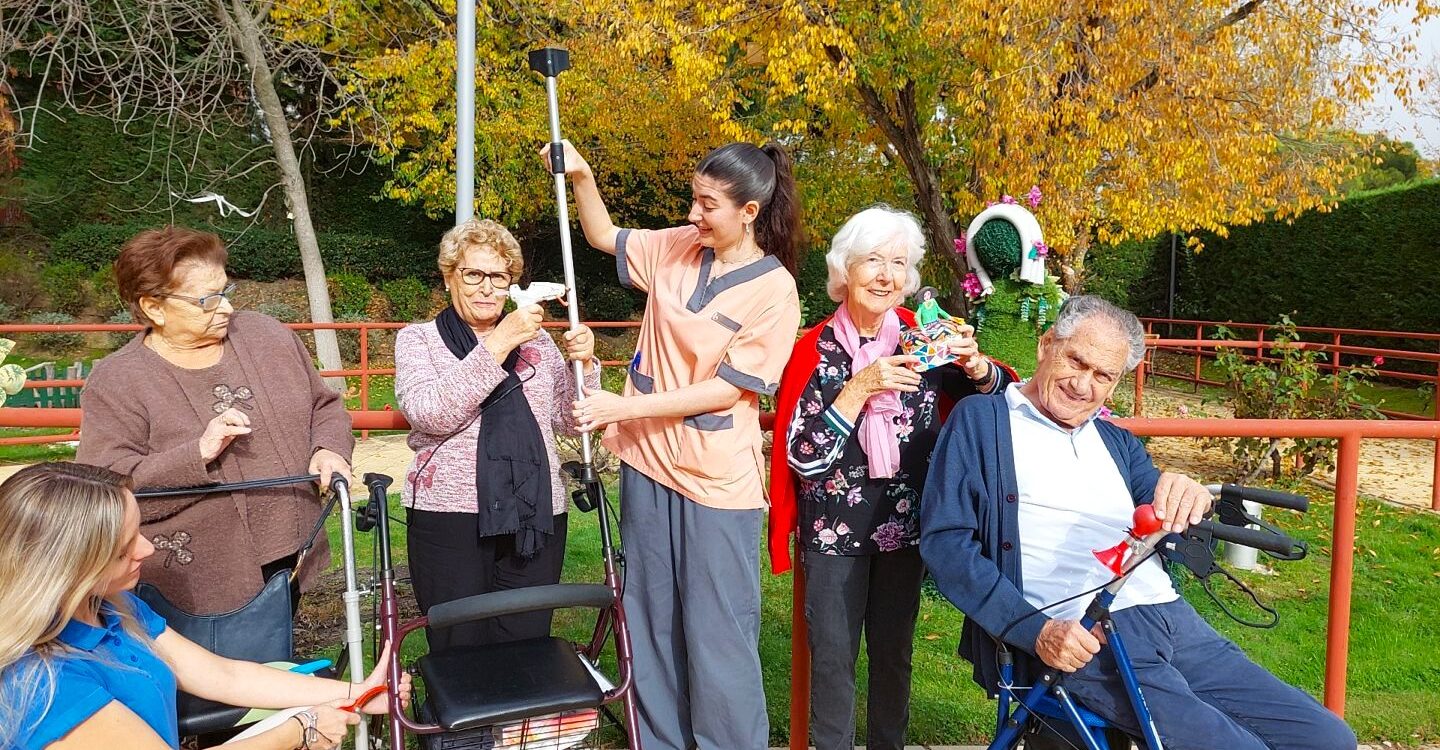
[1064,599,1356,750]
[802,545,926,750]
[406,508,569,652]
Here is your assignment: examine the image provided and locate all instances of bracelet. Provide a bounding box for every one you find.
[295,709,320,750]
[971,359,996,386]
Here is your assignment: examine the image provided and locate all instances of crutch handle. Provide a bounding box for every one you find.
[527,47,571,78]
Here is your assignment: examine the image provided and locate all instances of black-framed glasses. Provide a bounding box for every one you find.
[457,268,513,289]
[159,282,237,312]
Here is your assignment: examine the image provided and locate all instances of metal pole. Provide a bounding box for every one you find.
[1324,433,1361,716]
[455,0,476,224]
[531,48,592,467]
[334,479,370,749]
[789,539,810,750]
[1168,233,1177,321]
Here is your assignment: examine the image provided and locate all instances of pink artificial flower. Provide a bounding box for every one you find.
[1372,356,1385,366]
[953,235,967,254]
[961,272,984,299]
[1034,241,1049,258]
[1001,194,1017,205]
[1027,185,1042,208]
[1098,405,1114,420]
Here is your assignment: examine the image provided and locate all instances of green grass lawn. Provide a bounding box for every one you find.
[322,483,1440,746]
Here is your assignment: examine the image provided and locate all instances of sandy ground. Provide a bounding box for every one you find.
[1133,389,1437,511]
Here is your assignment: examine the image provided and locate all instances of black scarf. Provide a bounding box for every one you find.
[435,306,552,558]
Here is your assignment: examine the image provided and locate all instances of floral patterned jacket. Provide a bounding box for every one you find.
[785,323,1010,557]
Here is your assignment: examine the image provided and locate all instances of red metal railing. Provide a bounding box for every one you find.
[1137,317,1440,421]
[0,321,642,441]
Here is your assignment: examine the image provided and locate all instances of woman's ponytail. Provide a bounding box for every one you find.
[755,143,802,275]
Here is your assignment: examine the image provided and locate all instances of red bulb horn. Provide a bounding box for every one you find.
[1092,540,1129,575]
[1092,505,1166,575]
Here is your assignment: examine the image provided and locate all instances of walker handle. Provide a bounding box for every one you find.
[1218,484,1308,512]
[1191,519,1298,555]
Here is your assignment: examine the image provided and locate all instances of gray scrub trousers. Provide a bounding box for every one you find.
[619,463,768,750]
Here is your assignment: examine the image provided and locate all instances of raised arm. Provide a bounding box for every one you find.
[541,140,620,254]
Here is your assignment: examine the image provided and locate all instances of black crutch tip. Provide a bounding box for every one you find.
[528,47,571,77]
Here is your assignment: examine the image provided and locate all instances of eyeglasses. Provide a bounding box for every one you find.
[159,282,237,312]
[457,268,513,289]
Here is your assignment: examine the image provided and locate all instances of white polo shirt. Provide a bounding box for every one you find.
[1006,383,1178,620]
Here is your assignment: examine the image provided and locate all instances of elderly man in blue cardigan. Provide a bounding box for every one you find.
[919,296,1354,750]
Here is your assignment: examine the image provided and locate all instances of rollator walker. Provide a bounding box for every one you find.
[360,44,641,750]
[989,484,1312,750]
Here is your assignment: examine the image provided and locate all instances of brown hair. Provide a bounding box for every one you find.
[114,227,229,325]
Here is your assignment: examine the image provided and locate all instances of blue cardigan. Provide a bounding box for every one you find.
[918,392,1162,693]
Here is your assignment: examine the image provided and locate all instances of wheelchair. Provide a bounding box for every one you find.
[988,484,1311,750]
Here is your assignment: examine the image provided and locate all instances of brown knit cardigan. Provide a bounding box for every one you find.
[77,311,354,614]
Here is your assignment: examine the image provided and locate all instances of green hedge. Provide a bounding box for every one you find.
[50,223,440,283]
[1183,180,1440,334]
[1088,180,1440,335]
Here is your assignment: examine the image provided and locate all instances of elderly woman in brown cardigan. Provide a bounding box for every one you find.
[77,227,353,615]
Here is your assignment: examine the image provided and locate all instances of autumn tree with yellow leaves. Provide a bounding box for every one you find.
[286,0,1433,295]
[272,0,728,229]
[595,0,1436,291]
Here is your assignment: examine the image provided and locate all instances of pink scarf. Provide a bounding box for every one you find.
[832,303,903,479]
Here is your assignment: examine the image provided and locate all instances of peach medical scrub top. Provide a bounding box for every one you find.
[606,225,802,510]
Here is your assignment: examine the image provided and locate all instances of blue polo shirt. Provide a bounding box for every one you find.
[5,592,178,749]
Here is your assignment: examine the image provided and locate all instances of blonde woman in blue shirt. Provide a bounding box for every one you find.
[0,462,412,750]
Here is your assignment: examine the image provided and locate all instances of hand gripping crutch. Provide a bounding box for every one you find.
[529,47,603,513]
[330,476,371,749]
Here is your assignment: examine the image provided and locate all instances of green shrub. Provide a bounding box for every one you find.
[1205,316,1382,481]
[0,300,16,322]
[580,283,641,322]
[381,277,432,322]
[40,261,91,315]
[335,312,367,365]
[327,272,373,319]
[89,267,122,317]
[106,309,138,350]
[256,301,306,324]
[0,246,41,308]
[796,245,833,326]
[225,228,302,281]
[25,312,84,352]
[321,233,436,282]
[50,224,140,270]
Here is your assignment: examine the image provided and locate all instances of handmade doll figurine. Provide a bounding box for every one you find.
[914,286,954,326]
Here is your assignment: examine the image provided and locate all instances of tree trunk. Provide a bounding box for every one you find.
[1063,231,1091,293]
[218,0,345,390]
[852,79,972,316]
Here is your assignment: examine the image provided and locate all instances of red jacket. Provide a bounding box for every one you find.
[766,307,1016,573]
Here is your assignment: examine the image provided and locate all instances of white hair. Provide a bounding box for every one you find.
[825,206,926,303]
[1052,295,1147,371]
